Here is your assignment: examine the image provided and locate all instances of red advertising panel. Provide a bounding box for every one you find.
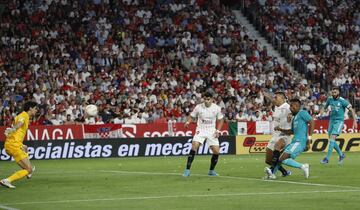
[0,125,83,141]
[0,136,236,160]
[83,124,122,139]
[313,120,358,134]
[0,120,358,141]
[121,123,229,138]
[245,120,358,135]
[26,125,84,141]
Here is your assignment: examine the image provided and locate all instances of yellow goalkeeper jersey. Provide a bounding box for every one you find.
[6,111,29,145]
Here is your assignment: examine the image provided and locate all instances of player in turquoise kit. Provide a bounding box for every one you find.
[265,98,314,179]
[321,87,358,164]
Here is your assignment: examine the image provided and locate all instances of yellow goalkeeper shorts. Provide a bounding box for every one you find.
[4,142,28,163]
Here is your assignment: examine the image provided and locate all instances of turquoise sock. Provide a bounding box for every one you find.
[332,140,343,156]
[282,158,302,168]
[326,140,335,159]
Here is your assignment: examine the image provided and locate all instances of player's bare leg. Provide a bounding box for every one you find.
[208,145,220,176]
[265,148,273,165]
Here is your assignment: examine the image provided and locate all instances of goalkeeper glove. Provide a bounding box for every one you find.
[4,127,16,137]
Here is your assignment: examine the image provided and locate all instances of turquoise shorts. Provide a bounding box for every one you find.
[328,120,344,136]
[284,142,304,159]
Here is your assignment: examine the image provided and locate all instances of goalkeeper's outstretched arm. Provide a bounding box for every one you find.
[4,120,24,136]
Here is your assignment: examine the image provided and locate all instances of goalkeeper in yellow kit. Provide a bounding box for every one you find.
[1,101,38,189]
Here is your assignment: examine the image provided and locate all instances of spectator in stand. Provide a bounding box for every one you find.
[250,110,263,121]
[235,110,249,121]
[250,0,359,96]
[50,114,64,125]
[262,110,273,121]
[154,112,168,123]
[64,114,76,125]
[0,115,5,126]
[95,116,105,125]
[0,0,357,126]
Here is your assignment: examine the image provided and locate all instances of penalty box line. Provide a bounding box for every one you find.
[100,170,360,189]
[0,204,20,210]
[3,189,360,206]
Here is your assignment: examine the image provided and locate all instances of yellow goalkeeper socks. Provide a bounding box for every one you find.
[7,169,29,182]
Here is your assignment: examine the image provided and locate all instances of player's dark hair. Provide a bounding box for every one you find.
[290,98,301,105]
[275,91,287,99]
[332,86,340,91]
[23,101,38,111]
[203,92,213,98]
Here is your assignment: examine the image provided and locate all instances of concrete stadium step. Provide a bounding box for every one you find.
[232,10,295,73]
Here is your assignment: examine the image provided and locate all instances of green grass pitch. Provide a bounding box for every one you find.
[0,153,359,210]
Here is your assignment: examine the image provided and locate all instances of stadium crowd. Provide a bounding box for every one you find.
[0,0,359,126]
[246,1,360,105]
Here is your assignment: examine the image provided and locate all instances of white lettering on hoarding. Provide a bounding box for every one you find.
[108,124,229,138]
[219,142,230,153]
[0,138,233,160]
[118,144,140,157]
[162,143,173,156]
[0,148,11,160]
[313,124,358,134]
[121,124,137,138]
[143,131,193,138]
[27,128,75,140]
[172,143,184,155]
[145,144,162,156]
[25,142,113,159]
[144,141,229,156]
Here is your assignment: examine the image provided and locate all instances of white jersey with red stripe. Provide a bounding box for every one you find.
[190,103,223,133]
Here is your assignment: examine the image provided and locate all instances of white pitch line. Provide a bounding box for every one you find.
[3,189,360,206]
[100,170,360,189]
[221,175,360,189]
[0,204,19,210]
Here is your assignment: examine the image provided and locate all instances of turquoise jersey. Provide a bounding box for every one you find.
[325,97,350,121]
[291,110,312,147]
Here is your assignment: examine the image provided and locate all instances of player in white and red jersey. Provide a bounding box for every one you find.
[183,92,224,177]
[263,91,292,178]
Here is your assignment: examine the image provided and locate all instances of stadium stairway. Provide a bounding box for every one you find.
[233,10,296,74]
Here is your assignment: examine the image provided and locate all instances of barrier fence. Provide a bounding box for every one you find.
[1,121,359,161]
[1,133,359,161]
[0,120,358,141]
[235,134,360,155]
[0,136,236,160]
